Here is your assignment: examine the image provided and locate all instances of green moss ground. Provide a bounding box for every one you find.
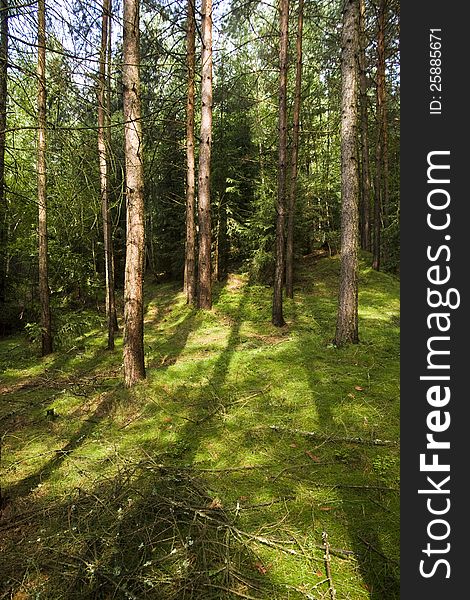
[0,253,400,599]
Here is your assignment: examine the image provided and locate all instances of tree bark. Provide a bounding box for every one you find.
[184,0,196,304]
[0,0,8,305]
[272,0,289,327]
[334,0,360,347]
[358,0,371,251]
[37,0,52,355]
[123,0,145,386]
[215,197,227,281]
[285,0,304,299]
[197,0,213,310]
[98,0,116,350]
[373,0,388,270]
[106,2,119,332]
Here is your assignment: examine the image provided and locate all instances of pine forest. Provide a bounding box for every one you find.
[0,0,400,598]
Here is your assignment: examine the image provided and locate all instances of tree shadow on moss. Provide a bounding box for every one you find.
[4,387,123,504]
[295,326,400,600]
[1,461,290,599]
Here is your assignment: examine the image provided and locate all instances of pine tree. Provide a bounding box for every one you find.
[123,0,146,385]
[98,0,117,350]
[272,0,289,326]
[184,0,197,305]
[197,0,213,310]
[0,0,8,305]
[285,0,304,299]
[334,0,360,346]
[37,0,52,355]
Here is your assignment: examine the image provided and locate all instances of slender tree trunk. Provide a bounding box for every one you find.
[197,0,213,310]
[272,0,289,327]
[334,0,360,347]
[123,0,145,386]
[184,0,196,304]
[377,0,389,227]
[0,0,8,305]
[372,163,381,270]
[373,0,390,270]
[373,0,387,270]
[98,0,116,350]
[358,0,371,251]
[106,4,119,332]
[216,198,227,281]
[285,0,303,299]
[37,0,52,355]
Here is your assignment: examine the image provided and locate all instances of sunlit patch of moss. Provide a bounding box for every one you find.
[0,254,400,599]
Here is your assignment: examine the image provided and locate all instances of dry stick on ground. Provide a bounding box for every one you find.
[164,496,354,558]
[269,424,398,446]
[322,531,336,600]
[313,482,398,492]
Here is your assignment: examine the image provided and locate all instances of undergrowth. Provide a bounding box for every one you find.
[0,252,400,599]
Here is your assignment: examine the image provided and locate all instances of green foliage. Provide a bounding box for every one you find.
[382,212,400,274]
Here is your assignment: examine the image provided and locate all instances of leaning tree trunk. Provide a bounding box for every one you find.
[0,0,8,306]
[285,0,303,300]
[123,0,145,386]
[272,0,289,327]
[334,0,360,347]
[358,0,371,251]
[98,0,117,350]
[197,0,213,310]
[184,0,196,305]
[37,0,52,356]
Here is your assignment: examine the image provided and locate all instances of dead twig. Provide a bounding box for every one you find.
[269,425,399,447]
[322,531,336,600]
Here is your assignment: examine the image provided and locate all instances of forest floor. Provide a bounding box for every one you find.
[0,252,400,600]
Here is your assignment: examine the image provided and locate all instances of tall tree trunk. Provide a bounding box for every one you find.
[197,0,213,310]
[0,0,8,306]
[106,2,119,332]
[358,0,371,251]
[98,0,116,350]
[123,0,145,386]
[372,142,382,270]
[373,0,390,270]
[285,0,304,299]
[373,0,387,270]
[184,0,196,304]
[272,0,289,327]
[334,0,360,347]
[37,0,52,356]
[214,196,227,282]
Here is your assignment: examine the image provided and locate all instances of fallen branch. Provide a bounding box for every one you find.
[164,497,303,557]
[269,425,399,447]
[322,531,336,600]
[204,584,264,600]
[314,483,399,492]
